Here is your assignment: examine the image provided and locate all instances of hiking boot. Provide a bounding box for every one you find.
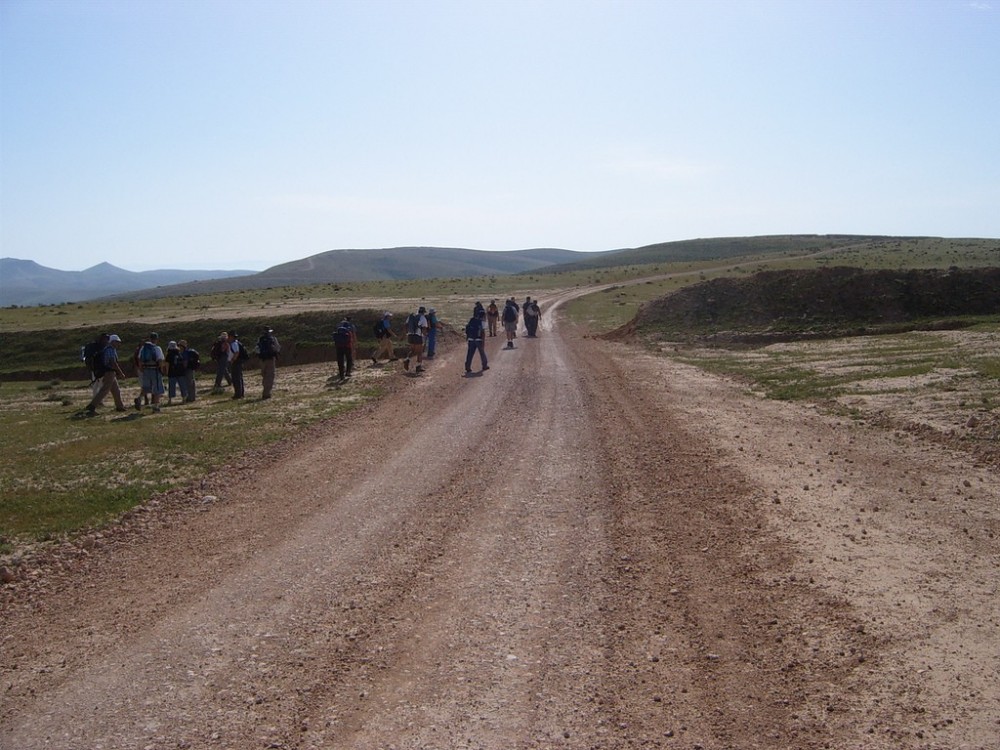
[371,356,378,365]
[415,365,425,373]
[403,358,410,371]
[482,365,490,371]
[134,397,142,411]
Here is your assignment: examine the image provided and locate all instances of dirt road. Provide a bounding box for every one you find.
[2,295,997,749]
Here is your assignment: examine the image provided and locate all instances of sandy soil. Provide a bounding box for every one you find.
[1,292,998,749]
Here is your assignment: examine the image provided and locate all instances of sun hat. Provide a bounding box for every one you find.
[108,334,121,343]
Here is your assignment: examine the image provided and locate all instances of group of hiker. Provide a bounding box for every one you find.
[206,328,281,400]
[463,296,541,373]
[369,306,442,373]
[81,297,542,416]
[373,296,541,378]
[83,327,280,416]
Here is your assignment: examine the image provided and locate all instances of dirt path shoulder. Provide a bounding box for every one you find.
[1,300,997,750]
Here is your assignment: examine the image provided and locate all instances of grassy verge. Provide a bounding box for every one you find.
[669,324,1000,414]
[0,363,386,554]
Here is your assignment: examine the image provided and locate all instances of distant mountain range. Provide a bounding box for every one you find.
[5,236,996,306]
[0,259,255,307]
[0,247,596,306]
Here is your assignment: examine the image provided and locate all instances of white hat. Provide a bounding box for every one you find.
[108,334,121,343]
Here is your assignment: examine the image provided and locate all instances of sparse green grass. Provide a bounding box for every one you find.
[670,327,1000,417]
[0,365,385,548]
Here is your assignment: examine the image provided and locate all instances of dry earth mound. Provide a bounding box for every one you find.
[630,267,1000,343]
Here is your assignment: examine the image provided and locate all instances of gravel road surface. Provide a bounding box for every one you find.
[2,294,997,749]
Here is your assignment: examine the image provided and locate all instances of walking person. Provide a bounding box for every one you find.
[256,326,280,399]
[82,332,111,398]
[523,297,541,337]
[333,317,355,380]
[402,306,429,373]
[134,332,166,413]
[227,331,246,399]
[371,312,397,365]
[165,340,188,404]
[211,332,231,393]
[425,308,440,359]
[464,309,489,375]
[85,334,127,415]
[178,340,200,402]
[486,300,500,337]
[502,299,519,349]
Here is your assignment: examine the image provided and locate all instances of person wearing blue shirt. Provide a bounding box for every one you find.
[85,334,128,415]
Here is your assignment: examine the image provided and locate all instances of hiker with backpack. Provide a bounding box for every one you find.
[333,317,356,380]
[402,306,429,373]
[82,333,111,397]
[486,300,500,337]
[371,312,398,365]
[502,299,519,349]
[84,334,127,415]
[210,332,231,393]
[425,308,440,359]
[227,331,247,399]
[523,297,541,337]
[178,340,200,402]
[165,340,187,404]
[134,332,166,413]
[464,308,489,375]
[256,326,281,399]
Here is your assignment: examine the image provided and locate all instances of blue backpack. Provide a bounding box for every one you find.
[139,342,158,366]
[465,316,482,340]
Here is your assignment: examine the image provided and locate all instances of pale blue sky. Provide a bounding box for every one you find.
[2,0,998,272]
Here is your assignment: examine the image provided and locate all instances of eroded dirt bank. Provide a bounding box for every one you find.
[1,304,997,749]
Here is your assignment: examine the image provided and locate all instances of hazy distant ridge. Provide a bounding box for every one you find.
[101,246,596,301]
[2,248,588,306]
[259,246,585,283]
[7,236,996,306]
[0,258,254,307]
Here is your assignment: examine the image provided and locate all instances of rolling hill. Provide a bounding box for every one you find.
[0,259,254,307]
[107,246,596,301]
[628,266,1000,342]
[8,236,998,306]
